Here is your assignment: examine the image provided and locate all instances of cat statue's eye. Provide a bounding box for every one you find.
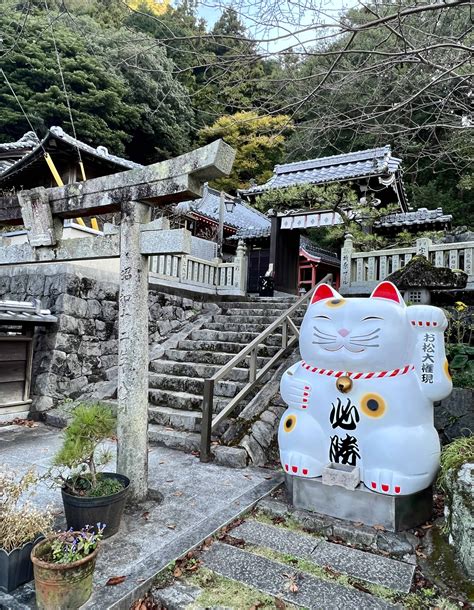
[361,316,383,321]
[313,315,331,320]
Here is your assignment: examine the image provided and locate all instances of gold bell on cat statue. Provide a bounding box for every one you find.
[336,375,353,393]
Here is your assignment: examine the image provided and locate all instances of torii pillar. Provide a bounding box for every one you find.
[0,139,236,502]
[117,200,151,501]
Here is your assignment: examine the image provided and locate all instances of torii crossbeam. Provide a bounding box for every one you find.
[0,140,236,501]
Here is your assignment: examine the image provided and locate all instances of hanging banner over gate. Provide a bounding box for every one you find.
[280,212,344,229]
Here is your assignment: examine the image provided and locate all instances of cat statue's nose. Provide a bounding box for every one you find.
[338,328,350,337]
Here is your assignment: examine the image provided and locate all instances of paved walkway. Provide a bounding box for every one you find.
[0,423,282,610]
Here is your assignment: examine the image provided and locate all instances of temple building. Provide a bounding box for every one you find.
[240,146,410,293]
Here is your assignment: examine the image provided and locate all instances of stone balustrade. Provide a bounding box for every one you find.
[149,240,248,296]
[340,235,474,295]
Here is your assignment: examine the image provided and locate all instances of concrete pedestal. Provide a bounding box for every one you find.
[285,475,432,532]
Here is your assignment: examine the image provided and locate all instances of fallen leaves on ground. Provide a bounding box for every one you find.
[373,524,385,531]
[10,418,38,427]
[283,573,299,593]
[106,575,127,586]
[166,523,176,529]
[129,593,162,609]
[142,511,150,521]
[275,599,286,610]
[323,565,341,579]
[351,580,371,593]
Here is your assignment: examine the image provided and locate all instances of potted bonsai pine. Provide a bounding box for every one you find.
[52,403,129,538]
[31,524,104,609]
[0,467,53,593]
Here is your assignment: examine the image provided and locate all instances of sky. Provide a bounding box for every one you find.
[196,0,358,52]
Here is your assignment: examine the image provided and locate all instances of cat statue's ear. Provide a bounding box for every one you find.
[310,283,343,304]
[370,281,405,306]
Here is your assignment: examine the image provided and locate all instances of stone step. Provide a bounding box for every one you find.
[221,307,297,317]
[148,388,228,412]
[212,314,303,325]
[178,340,280,357]
[212,314,278,324]
[190,329,283,346]
[150,360,249,382]
[202,542,395,609]
[231,520,415,594]
[148,405,201,432]
[163,349,271,368]
[148,423,201,452]
[206,322,272,333]
[218,301,296,310]
[149,373,244,398]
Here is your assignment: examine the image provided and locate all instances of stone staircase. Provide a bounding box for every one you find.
[147,296,301,453]
[152,494,422,609]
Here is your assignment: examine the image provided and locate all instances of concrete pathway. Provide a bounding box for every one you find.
[0,423,282,610]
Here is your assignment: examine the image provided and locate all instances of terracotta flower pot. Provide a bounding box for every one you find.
[31,536,99,610]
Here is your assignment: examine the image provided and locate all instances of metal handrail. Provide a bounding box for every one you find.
[200,273,333,461]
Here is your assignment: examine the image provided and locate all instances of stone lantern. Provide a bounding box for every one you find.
[387,256,468,304]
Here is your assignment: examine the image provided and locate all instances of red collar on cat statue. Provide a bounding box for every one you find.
[301,360,414,379]
[301,361,415,394]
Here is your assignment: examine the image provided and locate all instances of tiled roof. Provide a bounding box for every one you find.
[300,236,340,266]
[190,186,271,232]
[240,146,401,195]
[0,127,141,180]
[0,131,40,175]
[230,225,272,240]
[374,207,452,228]
[49,126,142,170]
[0,299,57,324]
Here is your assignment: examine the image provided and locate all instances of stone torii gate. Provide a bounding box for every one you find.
[0,140,235,501]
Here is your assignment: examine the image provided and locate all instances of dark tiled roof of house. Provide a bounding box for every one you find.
[240,146,407,210]
[0,299,57,324]
[190,187,271,232]
[0,127,141,180]
[374,207,452,228]
[300,236,340,266]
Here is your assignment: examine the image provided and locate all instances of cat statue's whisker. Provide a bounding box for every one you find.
[312,340,336,345]
[351,328,381,339]
[313,333,337,342]
[313,326,337,338]
[349,341,380,348]
[350,335,380,343]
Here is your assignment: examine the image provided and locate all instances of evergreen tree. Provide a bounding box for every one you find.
[0,4,193,163]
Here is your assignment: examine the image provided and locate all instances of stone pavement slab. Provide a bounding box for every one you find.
[231,520,415,593]
[202,542,398,609]
[0,424,282,610]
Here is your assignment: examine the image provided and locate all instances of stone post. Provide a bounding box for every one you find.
[234,239,248,293]
[416,237,432,259]
[117,200,151,502]
[340,233,353,292]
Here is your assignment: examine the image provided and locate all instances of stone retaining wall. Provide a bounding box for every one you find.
[0,264,209,413]
[436,388,474,444]
[444,463,474,578]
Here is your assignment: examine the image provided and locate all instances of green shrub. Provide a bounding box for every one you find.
[53,403,122,497]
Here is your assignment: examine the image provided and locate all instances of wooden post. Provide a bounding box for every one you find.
[117,200,151,502]
[217,191,225,257]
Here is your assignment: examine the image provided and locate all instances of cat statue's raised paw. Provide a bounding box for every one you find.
[278,281,452,496]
